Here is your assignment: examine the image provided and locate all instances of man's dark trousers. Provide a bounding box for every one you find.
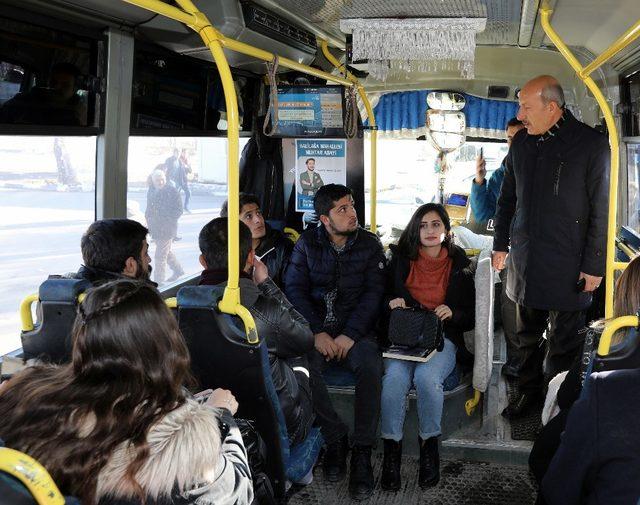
[308,338,382,446]
[512,305,585,393]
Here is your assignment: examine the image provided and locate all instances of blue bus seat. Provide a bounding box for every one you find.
[324,362,461,391]
[176,285,323,498]
[593,325,640,372]
[21,278,91,363]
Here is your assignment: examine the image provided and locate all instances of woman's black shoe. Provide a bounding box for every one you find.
[323,434,348,482]
[380,439,402,491]
[419,436,440,488]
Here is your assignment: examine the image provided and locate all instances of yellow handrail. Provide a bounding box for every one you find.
[319,39,378,231]
[465,389,481,416]
[616,238,638,260]
[165,297,177,309]
[19,293,39,332]
[581,20,640,78]
[540,3,631,318]
[0,447,65,505]
[598,315,640,356]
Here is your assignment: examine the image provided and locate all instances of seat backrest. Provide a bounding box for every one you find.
[177,285,289,498]
[21,278,91,363]
[594,326,640,372]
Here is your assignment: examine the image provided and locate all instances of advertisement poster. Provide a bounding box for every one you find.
[295,139,347,212]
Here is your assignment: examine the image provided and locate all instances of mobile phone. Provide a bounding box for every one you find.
[194,389,214,404]
[576,278,586,292]
[479,147,484,158]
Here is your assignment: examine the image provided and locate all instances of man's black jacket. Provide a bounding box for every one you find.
[493,110,609,312]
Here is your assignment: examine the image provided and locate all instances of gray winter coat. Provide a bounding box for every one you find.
[493,110,609,312]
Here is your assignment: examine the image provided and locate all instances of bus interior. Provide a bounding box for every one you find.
[1,0,640,503]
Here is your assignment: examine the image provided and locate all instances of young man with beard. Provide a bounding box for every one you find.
[284,184,385,500]
[220,193,293,288]
[75,219,153,284]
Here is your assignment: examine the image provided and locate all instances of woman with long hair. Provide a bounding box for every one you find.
[531,255,640,505]
[380,203,475,491]
[0,279,252,505]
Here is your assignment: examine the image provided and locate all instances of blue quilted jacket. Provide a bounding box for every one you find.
[284,225,386,341]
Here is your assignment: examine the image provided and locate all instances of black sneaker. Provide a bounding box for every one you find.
[349,445,374,500]
[323,434,348,482]
[501,391,541,420]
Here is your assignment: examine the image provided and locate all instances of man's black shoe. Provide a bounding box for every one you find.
[501,391,540,419]
[380,439,402,491]
[323,434,348,482]
[349,445,374,500]
[418,437,440,488]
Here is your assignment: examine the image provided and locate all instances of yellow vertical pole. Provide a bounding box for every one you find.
[320,40,377,232]
[540,4,624,319]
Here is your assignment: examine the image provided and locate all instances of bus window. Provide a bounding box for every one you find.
[126,136,250,286]
[628,144,640,233]
[364,136,508,237]
[0,135,96,355]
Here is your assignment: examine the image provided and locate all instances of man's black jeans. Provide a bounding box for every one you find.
[308,338,382,447]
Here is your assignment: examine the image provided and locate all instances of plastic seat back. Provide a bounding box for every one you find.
[177,285,288,498]
[594,326,640,373]
[21,278,91,363]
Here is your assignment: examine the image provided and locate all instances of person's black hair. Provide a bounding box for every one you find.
[397,203,452,260]
[305,158,315,165]
[506,117,523,129]
[199,217,252,271]
[220,193,261,218]
[313,184,353,218]
[81,219,148,274]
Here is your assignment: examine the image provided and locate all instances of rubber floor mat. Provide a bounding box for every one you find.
[506,378,543,441]
[288,454,537,505]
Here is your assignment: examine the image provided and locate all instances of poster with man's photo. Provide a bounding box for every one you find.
[295,139,347,212]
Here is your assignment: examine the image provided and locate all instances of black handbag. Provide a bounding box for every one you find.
[388,307,444,352]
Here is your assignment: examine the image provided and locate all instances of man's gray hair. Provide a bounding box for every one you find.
[541,83,565,108]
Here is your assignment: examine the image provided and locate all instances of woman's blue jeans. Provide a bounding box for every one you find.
[381,338,457,441]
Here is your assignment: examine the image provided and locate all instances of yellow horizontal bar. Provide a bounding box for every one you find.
[613,261,629,271]
[165,297,177,309]
[19,293,39,332]
[122,0,196,26]
[223,38,353,87]
[616,240,638,259]
[598,315,640,356]
[581,19,640,78]
[0,448,65,505]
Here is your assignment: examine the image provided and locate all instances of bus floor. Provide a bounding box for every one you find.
[287,454,537,504]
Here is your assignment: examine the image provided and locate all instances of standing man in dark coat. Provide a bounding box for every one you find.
[492,75,609,418]
[284,184,385,501]
[146,168,185,284]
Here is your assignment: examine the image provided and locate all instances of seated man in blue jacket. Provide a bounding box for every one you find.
[284,184,385,500]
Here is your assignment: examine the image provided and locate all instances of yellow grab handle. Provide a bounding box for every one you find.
[465,389,481,416]
[0,447,65,505]
[598,315,640,356]
[19,294,39,332]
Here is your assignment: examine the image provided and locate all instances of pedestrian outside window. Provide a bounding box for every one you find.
[126,136,250,286]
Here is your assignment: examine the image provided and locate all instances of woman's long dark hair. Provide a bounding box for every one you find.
[397,203,452,260]
[0,280,192,504]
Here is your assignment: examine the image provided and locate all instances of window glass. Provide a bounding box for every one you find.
[0,135,96,355]
[628,144,640,233]
[127,136,250,286]
[364,136,508,242]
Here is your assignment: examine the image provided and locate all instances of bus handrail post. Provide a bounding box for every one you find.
[539,2,631,319]
[598,315,640,356]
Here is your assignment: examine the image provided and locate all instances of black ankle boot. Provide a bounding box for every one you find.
[381,439,402,491]
[323,434,349,482]
[349,445,374,500]
[418,437,440,488]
